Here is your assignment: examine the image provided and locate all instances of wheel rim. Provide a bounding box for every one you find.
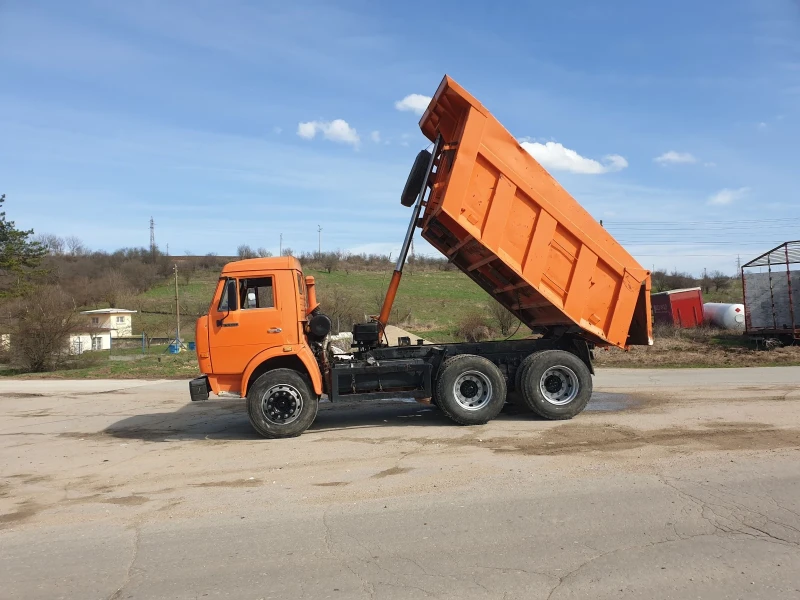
[539,366,579,406]
[261,384,303,425]
[452,370,493,411]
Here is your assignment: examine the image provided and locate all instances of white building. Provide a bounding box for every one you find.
[79,309,137,338]
[69,329,112,354]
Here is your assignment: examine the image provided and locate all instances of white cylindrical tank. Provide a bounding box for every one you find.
[703,303,745,330]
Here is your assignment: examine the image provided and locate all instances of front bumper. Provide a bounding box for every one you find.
[189,376,210,402]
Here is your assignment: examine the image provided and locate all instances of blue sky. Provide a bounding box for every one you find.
[1,0,799,275]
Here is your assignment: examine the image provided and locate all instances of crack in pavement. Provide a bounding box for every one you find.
[543,475,800,600]
[660,476,800,548]
[107,524,141,600]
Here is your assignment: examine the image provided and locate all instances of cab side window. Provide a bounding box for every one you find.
[239,277,275,309]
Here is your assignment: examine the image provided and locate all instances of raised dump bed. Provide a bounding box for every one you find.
[417,76,652,349]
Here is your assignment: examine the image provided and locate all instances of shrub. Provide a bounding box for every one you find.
[487,302,518,336]
[317,285,366,334]
[456,311,492,342]
[4,285,78,372]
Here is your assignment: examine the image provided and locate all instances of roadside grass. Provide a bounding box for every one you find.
[594,324,800,369]
[1,350,199,380]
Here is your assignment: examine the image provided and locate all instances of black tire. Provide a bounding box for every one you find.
[435,354,506,425]
[400,150,432,207]
[514,353,538,396]
[518,350,592,420]
[246,369,318,438]
[430,354,472,407]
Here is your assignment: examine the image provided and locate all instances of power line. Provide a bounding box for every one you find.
[616,240,791,246]
[603,217,800,226]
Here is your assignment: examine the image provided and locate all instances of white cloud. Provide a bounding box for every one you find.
[654,151,697,165]
[297,122,317,139]
[394,94,431,115]
[708,187,750,206]
[520,141,628,174]
[273,126,282,135]
[757,121,768,131]
[370,130,380,143]
[296,119,360,146]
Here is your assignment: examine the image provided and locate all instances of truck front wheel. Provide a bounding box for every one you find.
[435,355,506,425]
[518,350,592,420]
[247,369,318,438]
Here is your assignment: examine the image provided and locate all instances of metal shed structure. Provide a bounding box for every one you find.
[741,241,800,343]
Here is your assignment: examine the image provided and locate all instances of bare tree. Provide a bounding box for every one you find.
[322,252,339,273]
[488,302,518,336]
[5,285,77,372]
[181,260,197,286]
[281,247,294,257]
[710,270,731,291]
[65,236,87,256]
[97,269,132,308]
[237,244,256,259]
[317,285,365,334]
[35,233,65,255]
[257,247,272,258]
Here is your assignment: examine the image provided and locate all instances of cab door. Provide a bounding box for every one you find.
[208,273,287,374]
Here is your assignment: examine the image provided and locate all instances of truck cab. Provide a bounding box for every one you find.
[192,257,325,410]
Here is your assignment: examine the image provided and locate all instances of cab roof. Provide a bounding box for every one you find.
[221,256,302,274]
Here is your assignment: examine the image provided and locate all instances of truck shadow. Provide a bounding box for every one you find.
[103,399,544,441]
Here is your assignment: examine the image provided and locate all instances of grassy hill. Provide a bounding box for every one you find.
[135,266,501,344]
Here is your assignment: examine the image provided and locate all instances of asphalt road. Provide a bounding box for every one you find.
[1,367,800,599]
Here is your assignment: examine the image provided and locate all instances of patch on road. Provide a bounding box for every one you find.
[0,499,39,526]
[192,478,261,488]
[490,421,800,455]
[372,466,413,478]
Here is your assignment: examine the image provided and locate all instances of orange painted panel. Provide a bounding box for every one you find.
[418,75,651,348]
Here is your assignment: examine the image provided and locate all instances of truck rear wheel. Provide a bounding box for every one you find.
[518,350,592,420]
[435,355,506,425]
[247,369,318,438]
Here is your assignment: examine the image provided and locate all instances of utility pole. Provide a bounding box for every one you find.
[318,225,322,257]
[149,217,156,261]
[280,233,283,256]
[174,264,181,347]
[736,255,741,277]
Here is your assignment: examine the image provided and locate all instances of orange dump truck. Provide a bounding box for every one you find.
[190,75,653,438]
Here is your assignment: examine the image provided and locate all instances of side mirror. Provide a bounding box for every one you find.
[227,280,238,311]
[216,279,239,327]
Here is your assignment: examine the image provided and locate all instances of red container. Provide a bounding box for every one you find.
[650,287,704,328]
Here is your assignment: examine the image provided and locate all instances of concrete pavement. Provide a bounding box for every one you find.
[1,368,799,599]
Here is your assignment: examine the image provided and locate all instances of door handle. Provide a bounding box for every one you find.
[268,327,282,333]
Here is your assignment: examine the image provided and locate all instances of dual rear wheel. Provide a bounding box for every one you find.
[433,350,592,425]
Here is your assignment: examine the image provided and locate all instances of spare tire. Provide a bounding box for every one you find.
[400,149,432,207]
